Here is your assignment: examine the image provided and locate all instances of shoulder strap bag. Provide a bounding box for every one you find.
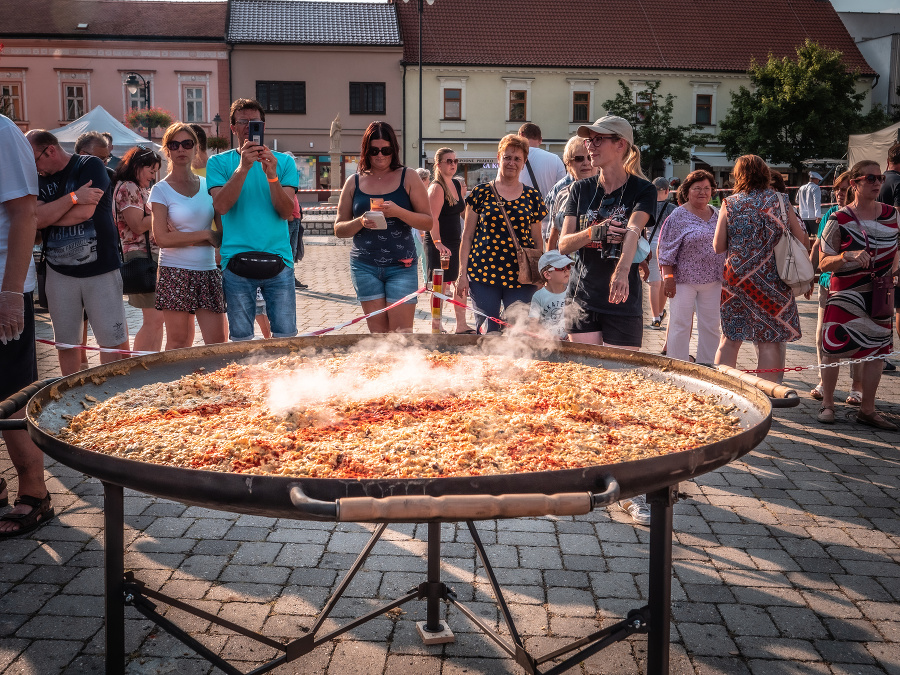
[847,208,894,320]
[489,181,542,286]
[524,160,541,196]
[117,186,158,295]
[771,192,815,297]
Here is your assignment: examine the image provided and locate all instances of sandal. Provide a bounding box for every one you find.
[810,385,824,401]
[856,411,898,431]
[846,390,862,406]
[455,329,478,335]
[0,493,54,539]
[0,477,7,508]
[817,406,835,424]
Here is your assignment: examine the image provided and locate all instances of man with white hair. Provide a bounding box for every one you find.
[796,171,822,221]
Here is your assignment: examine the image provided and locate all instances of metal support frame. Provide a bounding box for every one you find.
[101,481,677,674]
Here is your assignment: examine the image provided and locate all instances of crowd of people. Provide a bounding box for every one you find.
[1,104,899,535]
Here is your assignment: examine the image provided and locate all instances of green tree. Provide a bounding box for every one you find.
[719,40,866,175]
[602,80,710,175]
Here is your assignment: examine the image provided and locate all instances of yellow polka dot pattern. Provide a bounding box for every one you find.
[465,184,548,288]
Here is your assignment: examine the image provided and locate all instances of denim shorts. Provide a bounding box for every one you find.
[349,258,420,304]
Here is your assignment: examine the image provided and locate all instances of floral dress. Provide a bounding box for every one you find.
[114,181,158,256]
[464,182,547,288]
[720,189,800,343]
[820,204,899,357]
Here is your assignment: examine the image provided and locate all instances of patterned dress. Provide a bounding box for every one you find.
[720,189,800,343]
[820,204,899,357]
[465,182,547,288]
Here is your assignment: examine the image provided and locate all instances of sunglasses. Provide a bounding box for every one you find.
[368,146,394,157]
[166,139,196,151]
[34,146,50,162]
[442,158,459,165]
[855,174,886,184]
[568,155,588,164]
[584,135,619,148]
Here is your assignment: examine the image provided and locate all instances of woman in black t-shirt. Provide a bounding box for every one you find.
[559,116,656,350]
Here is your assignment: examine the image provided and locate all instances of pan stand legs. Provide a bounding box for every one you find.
[646,484,676,675]
[416,521,455,645]
[103,482,125,675]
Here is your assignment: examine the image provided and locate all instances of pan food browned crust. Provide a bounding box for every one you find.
[55,350,741,479]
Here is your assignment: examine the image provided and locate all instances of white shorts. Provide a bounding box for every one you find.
[46,267,129,347]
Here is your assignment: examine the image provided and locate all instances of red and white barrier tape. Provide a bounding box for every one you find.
[36,338,154,356]
[297,287,428,337]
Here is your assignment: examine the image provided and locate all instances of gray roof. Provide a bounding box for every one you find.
[228,0,402,45]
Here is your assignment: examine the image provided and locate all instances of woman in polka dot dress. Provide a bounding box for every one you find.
[456,135,547,333]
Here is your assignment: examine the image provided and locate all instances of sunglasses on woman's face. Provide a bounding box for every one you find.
[442,158,458,165]
[368,146,394,157]
[855,174,886,184]
[568,155,588,164]
[165,139,196,151]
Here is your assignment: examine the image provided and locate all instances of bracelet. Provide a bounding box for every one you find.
[433,240,442,244]
[70,192,78,205]
[664,274,675,279]
[267,176,279,183]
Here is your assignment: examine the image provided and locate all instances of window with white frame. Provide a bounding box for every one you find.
[567,79,596,130]
[502,77,533,128]
[65,84,86,120]
[184,87,204,122]
[691,82,720,127]
[437,76,467,131]
[0,83,23,121]
[573,92,590,123]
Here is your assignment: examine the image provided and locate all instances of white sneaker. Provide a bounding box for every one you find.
[620,495,651,526]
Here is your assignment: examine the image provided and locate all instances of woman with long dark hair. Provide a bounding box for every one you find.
[113,145,163,351]
[334,121,432,333]
[425,147,473,333]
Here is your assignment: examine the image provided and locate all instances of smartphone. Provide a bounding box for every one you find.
[248,120,265,148]
[365,210,388,230]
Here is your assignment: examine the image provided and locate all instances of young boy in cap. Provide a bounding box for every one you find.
[529,250,573,339]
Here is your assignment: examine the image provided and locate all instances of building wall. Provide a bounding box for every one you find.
[0,39,227,138]
[409,65,876,183]
[230,44,403,170]
[856,35,899,110]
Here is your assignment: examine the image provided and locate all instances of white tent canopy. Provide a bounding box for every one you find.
[848,121,900,173]
[49,106,160,153]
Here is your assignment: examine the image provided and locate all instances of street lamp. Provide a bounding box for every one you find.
[403,0,434,168]
[213,113,222,138]
[125,72,151,140]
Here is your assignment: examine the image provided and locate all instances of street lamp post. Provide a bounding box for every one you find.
[403,0,434,168]
[212,113,222,153]
[125,72,151,141]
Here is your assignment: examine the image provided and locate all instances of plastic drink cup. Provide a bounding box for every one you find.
[440,253,450,270]
[370,198,384,210]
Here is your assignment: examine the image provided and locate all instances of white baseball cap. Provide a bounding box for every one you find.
[576,116,634,146]
[539,250,574,271]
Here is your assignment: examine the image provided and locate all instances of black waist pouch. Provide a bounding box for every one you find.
[226,251,286,279]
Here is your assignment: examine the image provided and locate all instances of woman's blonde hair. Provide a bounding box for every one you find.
[622,142,647,181]
[562,137,583,178]
[432,147,458,206]
[497,134,530,163]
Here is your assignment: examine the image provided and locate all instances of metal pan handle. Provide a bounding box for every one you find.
[591,474,620,508]
[289,486,338,520]
[0,377,60,422]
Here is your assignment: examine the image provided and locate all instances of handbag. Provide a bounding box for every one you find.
[771,193,815,297]
[489,182,542,286]
[226,251,286,280]
[121,232,158,295]
[850,210,895,320]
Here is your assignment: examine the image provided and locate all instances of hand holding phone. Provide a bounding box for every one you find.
[248,120,265,149]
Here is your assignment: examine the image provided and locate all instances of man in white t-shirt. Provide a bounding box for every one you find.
[796,171,822,221]
[0,114,54,538]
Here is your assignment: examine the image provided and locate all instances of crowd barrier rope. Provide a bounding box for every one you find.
[35,287,898,376]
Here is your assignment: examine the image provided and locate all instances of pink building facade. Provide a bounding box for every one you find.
[0,0,228,140]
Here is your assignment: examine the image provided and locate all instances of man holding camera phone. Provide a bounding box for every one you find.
[207,98,300,341]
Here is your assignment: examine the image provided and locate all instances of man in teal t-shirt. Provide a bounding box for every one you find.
[207,98,300,341]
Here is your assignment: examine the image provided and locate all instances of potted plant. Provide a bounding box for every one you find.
[124,107,174,139]
[206,135,229,153]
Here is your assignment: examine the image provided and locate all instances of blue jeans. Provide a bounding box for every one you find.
[468,280,537,333]
[223,266,297,341]
[349,257,420,304]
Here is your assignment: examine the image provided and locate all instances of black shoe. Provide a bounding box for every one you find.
[884,360,896,372]
[295,279,308,289]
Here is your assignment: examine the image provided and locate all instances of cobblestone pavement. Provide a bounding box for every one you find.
[1,238,899,674]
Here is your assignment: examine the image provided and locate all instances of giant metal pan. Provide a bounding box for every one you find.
[23,335,772,520]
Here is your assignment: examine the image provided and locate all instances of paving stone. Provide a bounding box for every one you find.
[718,604,779,637]
[768,607,829,639]
[678,622,738,656]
